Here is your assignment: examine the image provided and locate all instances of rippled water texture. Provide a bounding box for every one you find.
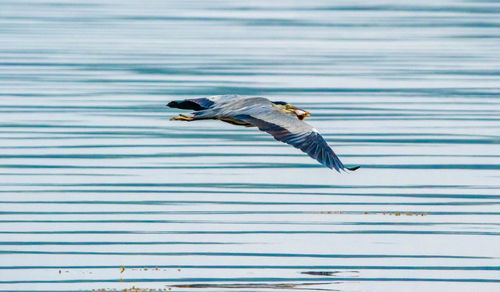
[1,0,500,291]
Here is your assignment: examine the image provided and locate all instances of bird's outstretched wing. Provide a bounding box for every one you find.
[232,105,358,172]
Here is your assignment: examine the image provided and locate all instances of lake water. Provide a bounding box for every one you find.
[1,0,500,291]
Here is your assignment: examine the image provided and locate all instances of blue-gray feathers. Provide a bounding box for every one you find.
[235,115,349,172]
[167,95,358,172]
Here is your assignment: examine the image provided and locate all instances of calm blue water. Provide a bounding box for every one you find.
[1,0,500,291]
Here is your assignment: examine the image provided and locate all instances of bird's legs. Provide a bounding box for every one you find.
[170,114,195,121]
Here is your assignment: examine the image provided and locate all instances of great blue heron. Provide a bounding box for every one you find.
[167,95,359,172]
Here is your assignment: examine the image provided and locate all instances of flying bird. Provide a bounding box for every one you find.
[167,95,359,172]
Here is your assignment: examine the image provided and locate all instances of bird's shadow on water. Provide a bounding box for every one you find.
[168,282,340,291]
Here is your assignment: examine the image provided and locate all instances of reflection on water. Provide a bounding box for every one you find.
[1,0,500,291]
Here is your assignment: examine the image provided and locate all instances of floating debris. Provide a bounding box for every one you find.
[317,211,427,216]
[381,212,427,216]
[317,211,344,214]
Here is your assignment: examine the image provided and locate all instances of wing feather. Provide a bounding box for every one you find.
[232,106,354,172]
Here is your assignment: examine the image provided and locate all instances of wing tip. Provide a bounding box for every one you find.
[346,166,360,171]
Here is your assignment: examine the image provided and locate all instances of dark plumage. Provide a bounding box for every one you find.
[167,98,215,111]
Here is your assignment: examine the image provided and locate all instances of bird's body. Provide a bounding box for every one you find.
[167,95,359,172]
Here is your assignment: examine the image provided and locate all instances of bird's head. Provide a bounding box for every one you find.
[273,101,311,120]
[285,104,311,120]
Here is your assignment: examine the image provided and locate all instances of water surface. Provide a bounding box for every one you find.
[1,0,500,291]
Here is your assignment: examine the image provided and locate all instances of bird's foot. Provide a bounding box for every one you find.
[170,114,194,121]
